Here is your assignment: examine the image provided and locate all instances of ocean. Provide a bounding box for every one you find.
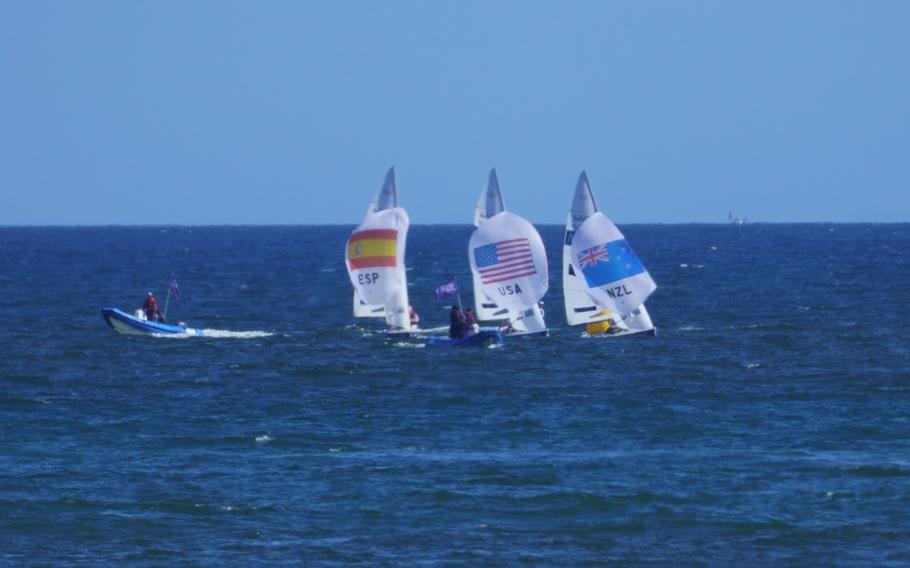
[1,224,908,565]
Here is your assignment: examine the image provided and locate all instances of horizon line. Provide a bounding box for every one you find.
[1,221,907,228]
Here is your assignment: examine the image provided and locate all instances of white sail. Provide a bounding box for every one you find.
[353,289,385,318]
[473,168,506,227]
[563,172,608,326]
[619,304,655,333]
[346,167,411,330]
[472,169,510,322]
[569,211,656,315]
[470,170,546,333]
[563,171,655,335]
[371,167,398,212]
[468,210,548,314]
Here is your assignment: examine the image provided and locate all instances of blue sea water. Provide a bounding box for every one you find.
[1,224,908,565]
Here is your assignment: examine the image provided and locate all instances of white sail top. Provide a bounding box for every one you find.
[569,211,656,315]
[569,171,599,229]
[370,167,398,212]
[468,211,548,312]
[473,169,506,227]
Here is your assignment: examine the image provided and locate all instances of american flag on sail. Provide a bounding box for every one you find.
[473,238,537,284]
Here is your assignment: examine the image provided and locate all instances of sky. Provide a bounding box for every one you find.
[1,1,908,224]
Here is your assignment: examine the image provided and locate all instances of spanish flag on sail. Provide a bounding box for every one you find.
[347,229,398,269]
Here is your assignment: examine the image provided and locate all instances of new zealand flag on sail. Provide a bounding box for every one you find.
[576,239,645,288]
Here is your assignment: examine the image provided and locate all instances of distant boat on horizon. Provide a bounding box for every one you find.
[728,211,747,225]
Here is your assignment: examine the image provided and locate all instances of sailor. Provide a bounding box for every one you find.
[463,307,478,331]
[142,292,161,322]
[449,305,468,339]
[409,305,419,327]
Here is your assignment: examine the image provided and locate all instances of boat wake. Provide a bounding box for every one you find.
[412,325,448,335]
[201,329,273,338]
[153,329,274,339]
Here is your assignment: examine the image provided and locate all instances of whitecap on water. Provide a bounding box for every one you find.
[255,434,273,443]
[201,329,274,338]
[153,329,274,339]
[393,342,425,349]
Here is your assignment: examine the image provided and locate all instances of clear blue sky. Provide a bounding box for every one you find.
[1,1,908,224]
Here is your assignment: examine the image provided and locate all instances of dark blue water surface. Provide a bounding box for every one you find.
[1,224,909,565]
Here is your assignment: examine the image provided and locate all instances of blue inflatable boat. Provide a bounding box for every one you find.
[425,328,504,348]
[101,307,204,336]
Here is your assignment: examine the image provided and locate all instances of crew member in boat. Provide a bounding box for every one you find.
[463,307,478,332]
[409,305,419,328]
[142,292,162,322]
[449,305,468,339]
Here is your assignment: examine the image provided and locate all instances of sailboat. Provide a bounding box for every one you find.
[469,169,548,337]
[345,167,414,336]
[563,171,656,337]
[728,211,747,225]
[471,169,510,323]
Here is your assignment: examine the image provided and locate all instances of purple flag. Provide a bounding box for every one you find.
[433,278,459,299]
[170,279,181,300]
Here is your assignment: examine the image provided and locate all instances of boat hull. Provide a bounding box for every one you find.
[426,329,504,348]
[585,326,657,338]
[101,308,203,336]
[505,329,548,338]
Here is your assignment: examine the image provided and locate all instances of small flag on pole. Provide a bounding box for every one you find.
[169,279,181,300]
[433,278,459,299]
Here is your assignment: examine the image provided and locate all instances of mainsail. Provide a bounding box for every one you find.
[346,167,411,330]
[563,171,655,335]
